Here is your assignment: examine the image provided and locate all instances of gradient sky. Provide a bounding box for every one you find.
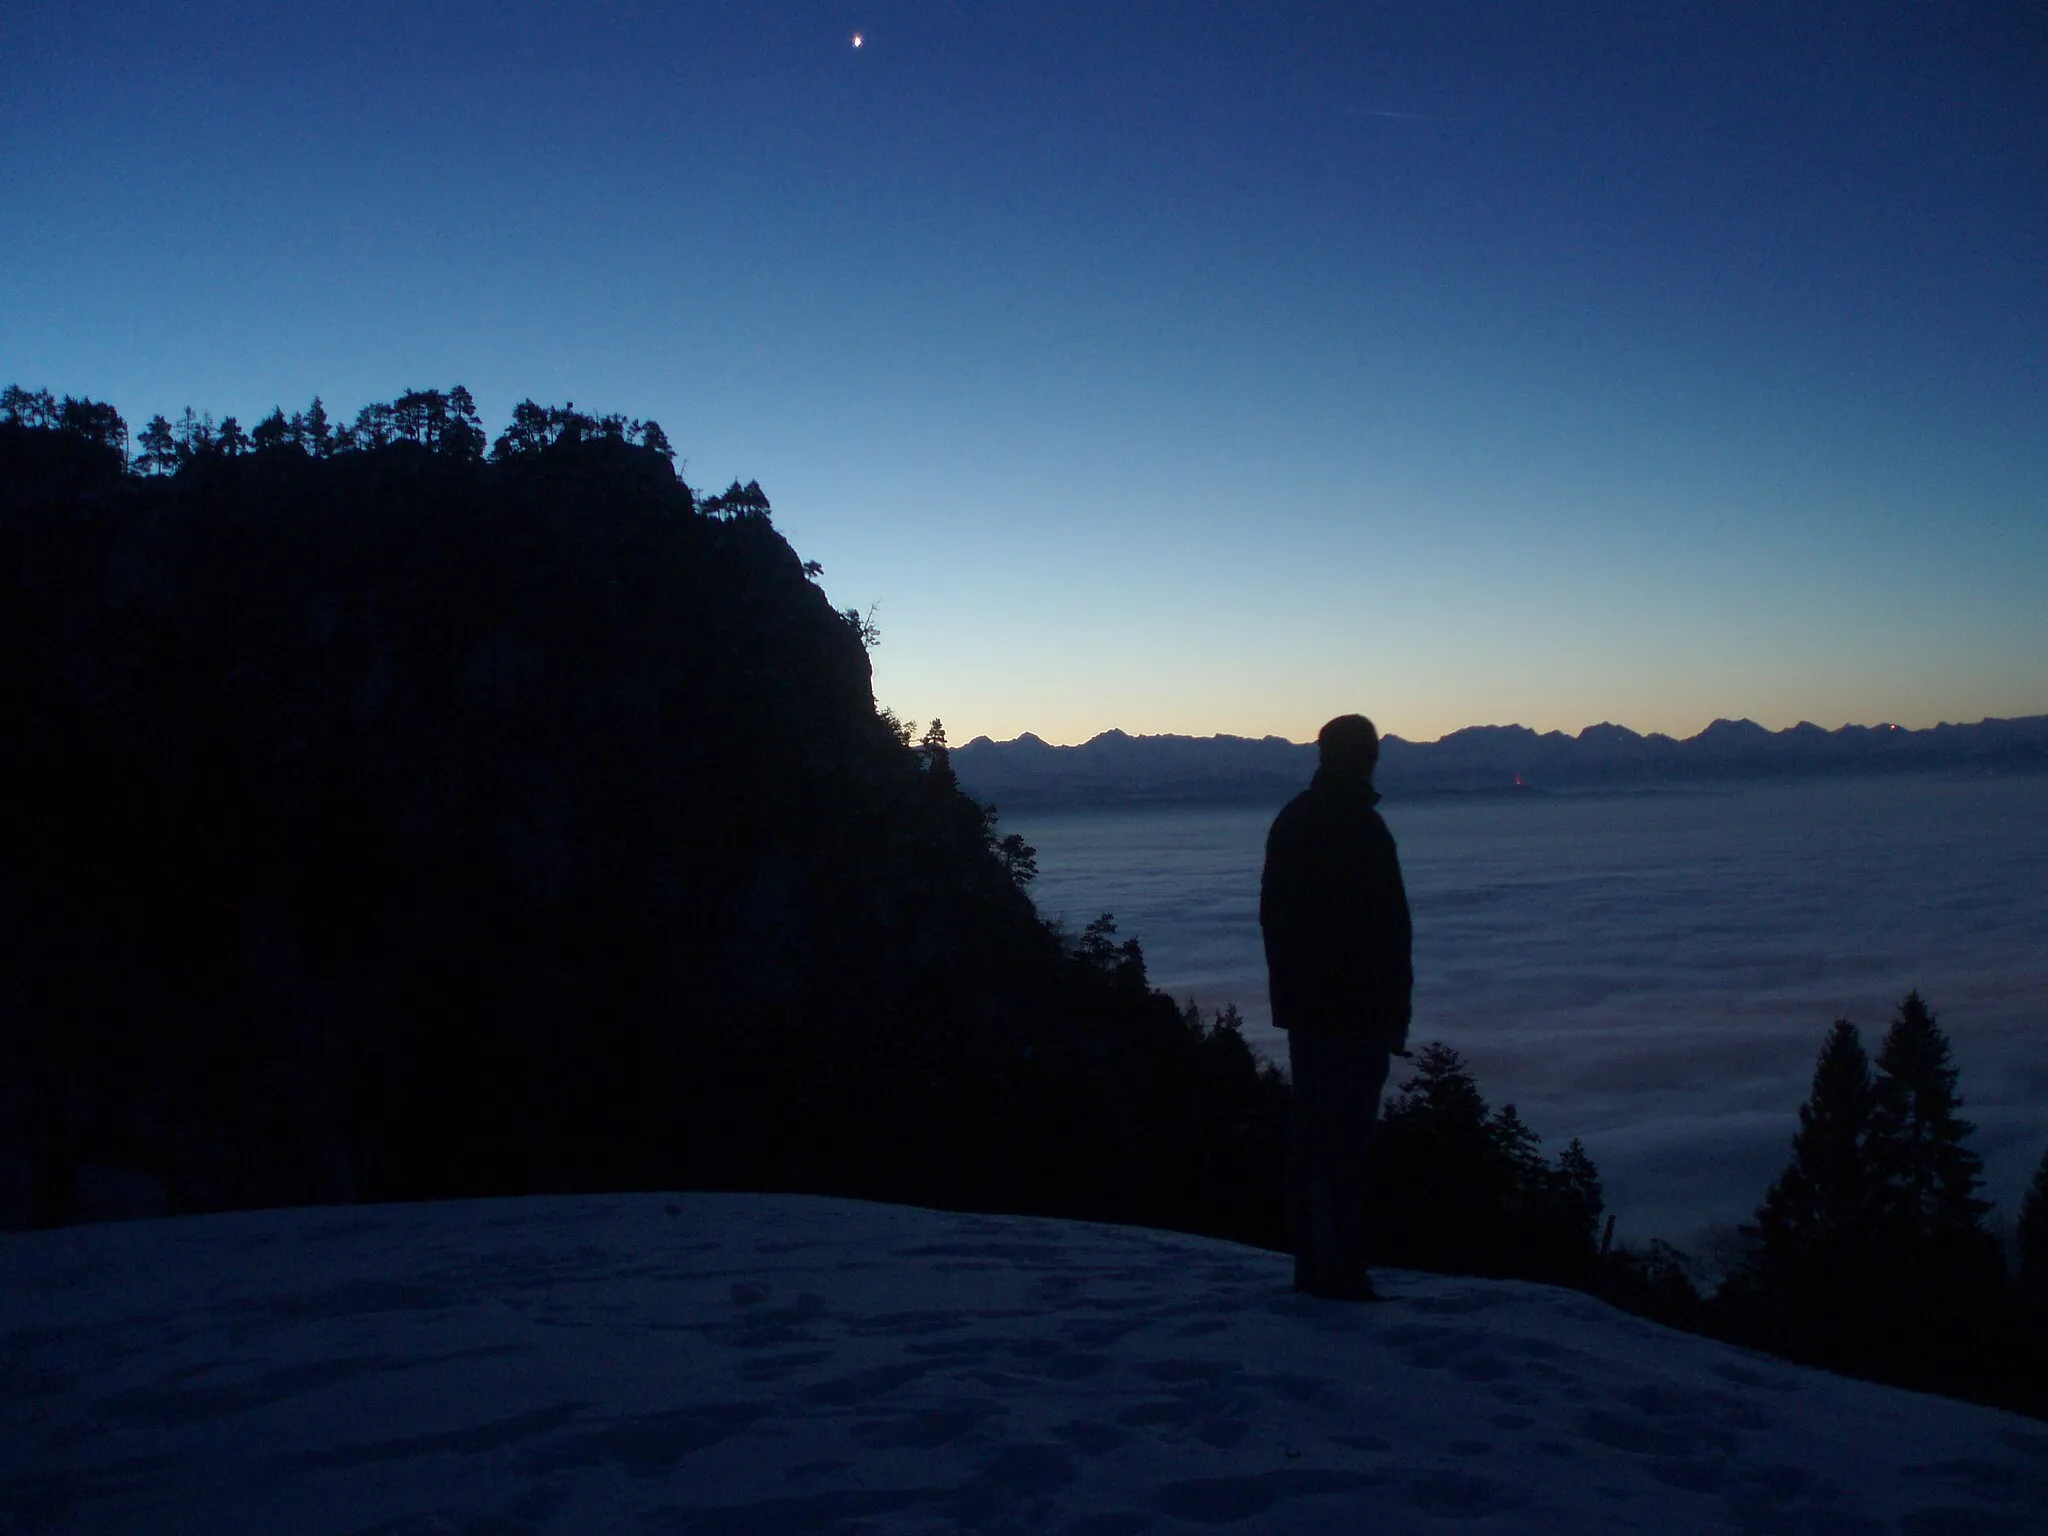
[7,2,2044,746]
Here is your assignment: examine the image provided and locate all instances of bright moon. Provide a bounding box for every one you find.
[851,33,863,48]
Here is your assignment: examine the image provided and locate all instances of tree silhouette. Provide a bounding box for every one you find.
[251,408,292,454]
[57,395,127,456]
[133,414,175,474]
[919,718,955,786]
[1074,913,1146,989]
[304,396,334,457]
[390,388,443,447]
[1554,1138,1604,1247]
[487,399,649,460]
[995,831,1038,887]
[702,479,773,519]
[1717,994,2009,1404]
[1487,1102,1546,1187]
[1,386,128,470]
[445,385,485,459]
[384,387,485,459]
[1,385,57,428]
[171,407,213,465]
[1865,992,2003,1391]
[492,399,554,457]
[2017,1148,2048,1319]
[637,419,675,461]
[1868,992,1993,1249]
[1365,1043,1604,1286]
[351,400,396,449]
[1386,1043,1488,1133]
[1737,1019,1876,1366]
[1753,1021,1875,1277]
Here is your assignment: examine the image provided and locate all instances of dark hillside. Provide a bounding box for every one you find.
[0,412,1284,1244]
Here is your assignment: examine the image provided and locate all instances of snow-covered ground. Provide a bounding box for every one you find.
[4,1194,2045,1534]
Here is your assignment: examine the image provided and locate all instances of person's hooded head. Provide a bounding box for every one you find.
[1317,714,1380,785]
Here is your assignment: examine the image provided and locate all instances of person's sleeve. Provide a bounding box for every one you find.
[1259,819,1298,1016]
[1391,841,1413,1046]
[1367,820,1413,1047]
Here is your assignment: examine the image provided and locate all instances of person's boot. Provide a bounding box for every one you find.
[1324,1271,1383,1303]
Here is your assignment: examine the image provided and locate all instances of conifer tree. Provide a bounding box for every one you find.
[303,396,333,457]
[2017,1147,2048,1318]
[1486,1103,1548,1195]
[352,401,396,449]
[57,395,127,456]
[0,385,57,428]
[1369,1044,1494,1271]
[918,719,956,790]
[493,399,556,458]
[445,385,485,460]
[1074,913,1145,986]
[1385,1043,1489,1136]
[250,408,292,454]
[136,415,177,475]
[1867,991,1993,1258]
[389,388,440,446]
[1554,1137,1605,1245]
[171,407,213,464]
[637,418,675,461]
[995,831,1037,887]
[1750,1019,1875,1296]
[1859,991,2005,1400]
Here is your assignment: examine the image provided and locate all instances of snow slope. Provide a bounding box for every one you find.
[4,1194,2044,1534]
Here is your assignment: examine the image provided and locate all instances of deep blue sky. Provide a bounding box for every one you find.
[6,2,2044,744]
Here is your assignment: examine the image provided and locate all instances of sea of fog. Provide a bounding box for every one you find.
[1002,773,2048,1259]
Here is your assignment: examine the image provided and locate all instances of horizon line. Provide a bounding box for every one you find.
[956,711,2048,752]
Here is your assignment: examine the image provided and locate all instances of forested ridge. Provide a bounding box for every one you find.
[0,385,1292,1247]
[6,386,2046,1423]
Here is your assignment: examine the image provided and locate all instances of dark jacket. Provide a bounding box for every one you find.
[1260,768,1413,1044]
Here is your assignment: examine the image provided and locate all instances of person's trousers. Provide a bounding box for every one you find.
[1285,1029,1392,1298]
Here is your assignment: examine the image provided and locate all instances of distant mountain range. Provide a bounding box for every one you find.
[953,715,2048,808]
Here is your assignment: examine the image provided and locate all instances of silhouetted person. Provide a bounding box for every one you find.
[1261,714,1413,1299]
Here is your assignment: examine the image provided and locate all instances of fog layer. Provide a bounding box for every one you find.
[1010,774,2048,1250]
